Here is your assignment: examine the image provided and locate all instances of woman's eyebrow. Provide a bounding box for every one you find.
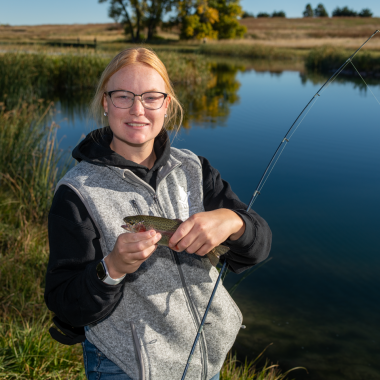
[111,88,163,93]
[141,88,162,93]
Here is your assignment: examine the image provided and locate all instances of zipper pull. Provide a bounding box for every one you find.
[130,200,142,215]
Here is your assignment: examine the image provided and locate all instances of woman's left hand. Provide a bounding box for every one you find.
[168,209,245,256]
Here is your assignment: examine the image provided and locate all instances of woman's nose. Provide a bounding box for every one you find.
[129,96,145,115]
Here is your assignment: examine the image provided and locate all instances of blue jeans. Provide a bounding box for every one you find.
[82,339,220,380]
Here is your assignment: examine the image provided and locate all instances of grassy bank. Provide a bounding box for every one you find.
[0,101,301,379]
[0,51,211,108]
[0,101,83,379]
[198,43,306,60]
[305,45,380,75]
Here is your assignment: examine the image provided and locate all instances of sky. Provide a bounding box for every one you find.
[1,0,379,26]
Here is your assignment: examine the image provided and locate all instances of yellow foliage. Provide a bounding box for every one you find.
[205,7,219,24]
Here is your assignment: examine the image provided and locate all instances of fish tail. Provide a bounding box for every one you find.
[207,245,230,267]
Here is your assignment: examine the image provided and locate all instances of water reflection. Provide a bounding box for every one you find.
[180,63,243,128]
[300,70,380,91]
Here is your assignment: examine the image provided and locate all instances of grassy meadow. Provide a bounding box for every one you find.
[1,18,380,74]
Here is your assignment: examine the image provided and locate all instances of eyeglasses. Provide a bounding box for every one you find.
[105,90,168,110]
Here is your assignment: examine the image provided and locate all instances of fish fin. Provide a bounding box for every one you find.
[207,246,230,267]
[215,245,230,256]
[207,252,220,267]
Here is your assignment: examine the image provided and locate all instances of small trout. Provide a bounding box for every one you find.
[122,215,230,266]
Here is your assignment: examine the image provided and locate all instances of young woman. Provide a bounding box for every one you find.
[45,48,272,380]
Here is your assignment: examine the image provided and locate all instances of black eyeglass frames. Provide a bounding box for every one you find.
[104,90,168,110]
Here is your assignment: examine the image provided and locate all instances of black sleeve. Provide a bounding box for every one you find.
[199,156,272,274]
[44,185,124,330]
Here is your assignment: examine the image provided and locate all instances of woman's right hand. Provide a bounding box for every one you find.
[104,230,162,278]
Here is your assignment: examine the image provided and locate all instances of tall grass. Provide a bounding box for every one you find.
[198,44,301,60]
[0,100,83,379]
[306,45,380,73]
[0,101,67,224]
[0,316,85,380]
[221,349,305,380]
[0,51,211,107]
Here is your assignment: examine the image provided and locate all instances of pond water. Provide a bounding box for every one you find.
[54,63,380,380]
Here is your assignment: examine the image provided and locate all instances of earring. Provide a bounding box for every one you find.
[104,112,108,116]
[164,114,167,118]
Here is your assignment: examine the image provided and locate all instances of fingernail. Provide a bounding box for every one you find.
[150,230,155,236]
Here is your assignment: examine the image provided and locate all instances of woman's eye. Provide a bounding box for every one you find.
[145,96,161,102]
[114,93,133,100]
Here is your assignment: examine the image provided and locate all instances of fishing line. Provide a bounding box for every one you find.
[181,30,380,380]
[246,30,379,212]
[350,61,380,107]
[250,60,352,205]
[257,95,321,200]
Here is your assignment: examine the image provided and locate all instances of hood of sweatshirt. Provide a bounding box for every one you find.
[73,126,169,170]
[72,127,171,188]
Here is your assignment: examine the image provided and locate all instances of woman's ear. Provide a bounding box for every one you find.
[164,95,171,112]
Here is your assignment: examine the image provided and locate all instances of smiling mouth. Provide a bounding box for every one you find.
[126,122,149,127]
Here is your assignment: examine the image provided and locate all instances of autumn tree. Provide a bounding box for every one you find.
[209,0,247,39]
[174,0,246,40]
[176,0,219,39]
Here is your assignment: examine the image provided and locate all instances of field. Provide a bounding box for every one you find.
[1,18,380,72]
[240,17,380,49]
[1,18,380,51]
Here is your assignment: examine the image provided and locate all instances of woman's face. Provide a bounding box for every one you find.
[103,64,170,147]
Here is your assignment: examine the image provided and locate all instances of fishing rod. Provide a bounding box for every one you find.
[181,29,380,380]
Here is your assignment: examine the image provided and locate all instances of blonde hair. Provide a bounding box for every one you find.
[91,47,183,132]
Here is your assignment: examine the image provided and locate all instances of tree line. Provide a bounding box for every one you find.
[242,4,374,19]
[303,4,373,18]
[242,10,286,18]
[99,0,247,42]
